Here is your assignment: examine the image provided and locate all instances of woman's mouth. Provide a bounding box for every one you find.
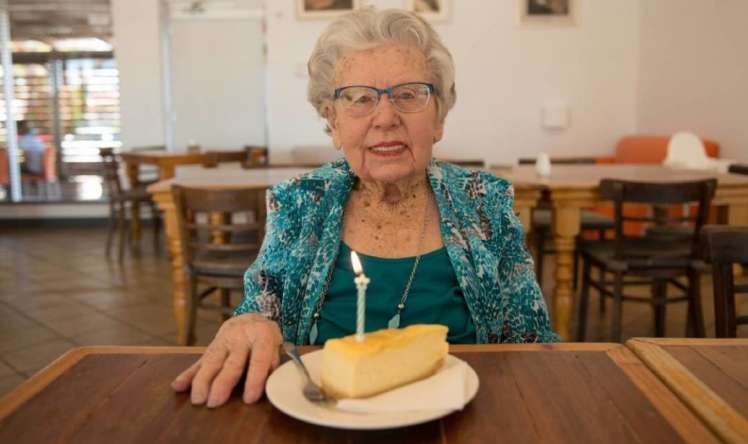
[368,143,408,157]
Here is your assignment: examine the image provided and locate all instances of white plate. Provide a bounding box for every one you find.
[265,350,479,430]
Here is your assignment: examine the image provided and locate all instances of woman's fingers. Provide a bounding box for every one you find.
[242,336,279,404]
[206,346,251,408]
[171,360,200,392]
[190,346,228,405]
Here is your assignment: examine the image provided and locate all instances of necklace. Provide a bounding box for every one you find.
[308,194,432,344]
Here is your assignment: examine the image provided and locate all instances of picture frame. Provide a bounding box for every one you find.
[296,0,359,19]
[406,0,450,22]
[520,0,575,25]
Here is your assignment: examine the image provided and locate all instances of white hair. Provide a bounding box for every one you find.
[307,8,456,132]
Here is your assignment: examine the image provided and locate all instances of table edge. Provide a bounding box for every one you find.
[626,338,748,442]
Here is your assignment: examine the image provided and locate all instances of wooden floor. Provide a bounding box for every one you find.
[0,223,745,399]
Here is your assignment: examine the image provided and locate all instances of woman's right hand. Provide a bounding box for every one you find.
[170,313,283,408]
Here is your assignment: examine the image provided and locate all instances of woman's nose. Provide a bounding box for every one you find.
[371,95,401,129]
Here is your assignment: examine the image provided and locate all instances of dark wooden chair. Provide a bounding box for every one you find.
[728,163,748,175]
[99,148,161,260]
[172,185,266,345]
[701,225,748,337]
[576,178,716,342]
[518,157,615,289]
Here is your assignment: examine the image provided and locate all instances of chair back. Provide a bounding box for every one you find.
[172,185,265,266]
[701,225,748,337]
[728,164,748,175]
[599,179,716,259]
[99,147,124,197]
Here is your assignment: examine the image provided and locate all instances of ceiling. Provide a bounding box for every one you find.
[7,0,112,42]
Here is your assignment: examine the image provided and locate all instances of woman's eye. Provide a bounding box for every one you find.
[352,95,375,104]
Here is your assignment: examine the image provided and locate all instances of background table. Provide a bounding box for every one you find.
[121,150,246,240]
[494,164,748,340]
[0,344,716,443]
[627,338,748,443]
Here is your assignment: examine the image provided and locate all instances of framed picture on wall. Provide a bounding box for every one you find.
[520,0,575,24]
[406,0,450,22]
[297,0,359,19]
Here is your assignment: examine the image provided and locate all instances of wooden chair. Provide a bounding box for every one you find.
[728,163,748,176]
[518,157,615,289]
[99,148,161,260]
[172,185,266,345]
[701,225,748,337]
[576,178,716,342]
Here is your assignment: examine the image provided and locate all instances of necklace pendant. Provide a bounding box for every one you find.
[387,312,401,329]
[309,321,319,345]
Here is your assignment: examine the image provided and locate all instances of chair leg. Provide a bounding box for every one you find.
[105,203,116,258]
[117,204,127,262]
[572,239,580,291]
[535,229,546,289]
[611,272,624,342]
[576,258,592,341]
[686,270,705,337]
[220,288,232,321]
[599,269,607,313]
[652,280,667,337]
[187,274,199,346]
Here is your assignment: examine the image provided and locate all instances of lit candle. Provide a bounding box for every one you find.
[350,251,369,343]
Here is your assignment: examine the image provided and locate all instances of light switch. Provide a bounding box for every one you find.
[541,102,570,129]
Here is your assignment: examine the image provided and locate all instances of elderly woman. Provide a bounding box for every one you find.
[172,8,558,408]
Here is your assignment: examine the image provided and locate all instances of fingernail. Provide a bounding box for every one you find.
[191,391,206,405]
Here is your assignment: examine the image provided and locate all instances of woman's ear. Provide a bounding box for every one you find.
[433,120,444,144]
[326,108,342,150]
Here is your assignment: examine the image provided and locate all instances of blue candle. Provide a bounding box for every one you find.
[350,251,369,342]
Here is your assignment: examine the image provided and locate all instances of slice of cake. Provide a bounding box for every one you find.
[320,324,449,399]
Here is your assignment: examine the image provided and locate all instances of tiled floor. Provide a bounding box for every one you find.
[0,223,233,397]
[0,223,745,399]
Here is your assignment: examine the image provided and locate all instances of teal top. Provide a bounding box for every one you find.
[313,243,476,345]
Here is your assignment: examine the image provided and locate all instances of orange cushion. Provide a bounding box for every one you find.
[615,135,719,164]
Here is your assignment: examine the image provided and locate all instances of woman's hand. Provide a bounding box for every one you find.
[171,313,283,408]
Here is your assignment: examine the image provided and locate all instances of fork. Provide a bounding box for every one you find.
[282,342,335,404]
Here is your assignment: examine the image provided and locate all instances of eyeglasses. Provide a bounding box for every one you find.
[333,82,435,117]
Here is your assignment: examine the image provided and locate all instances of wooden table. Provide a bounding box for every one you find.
[0,344,717,443]
[493,165,748,341]
[148,165,311,345]
[627,338,748,443]
[121,149,246,240]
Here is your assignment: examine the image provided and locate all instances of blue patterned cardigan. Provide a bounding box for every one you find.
[235,159,559,344]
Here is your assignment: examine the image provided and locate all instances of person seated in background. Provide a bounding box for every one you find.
[17,120,45,176]
[172,7,559,408]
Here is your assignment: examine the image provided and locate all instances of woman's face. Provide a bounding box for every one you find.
[329,44,444,185]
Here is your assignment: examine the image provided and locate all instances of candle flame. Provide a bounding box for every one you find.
[350,251,363,275]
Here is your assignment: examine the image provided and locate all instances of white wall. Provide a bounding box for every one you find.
[637,0,748,161]
[111,0,165,149]
[264,0,640,164]
[170,18,265,150]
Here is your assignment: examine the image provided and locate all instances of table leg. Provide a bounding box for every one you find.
[162,202,189,345]
[551,205,581,341]
[125,162,142,242]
